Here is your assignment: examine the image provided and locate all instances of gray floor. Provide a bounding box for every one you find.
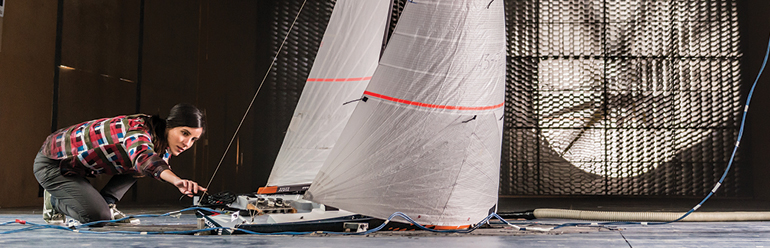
[2,198,770,247]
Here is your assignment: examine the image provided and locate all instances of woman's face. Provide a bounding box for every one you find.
[166,126,204,156]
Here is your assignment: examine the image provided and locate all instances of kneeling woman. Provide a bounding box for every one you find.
[33,103,208,224]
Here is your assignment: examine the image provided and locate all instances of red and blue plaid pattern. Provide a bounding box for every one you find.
[41,114,171,179]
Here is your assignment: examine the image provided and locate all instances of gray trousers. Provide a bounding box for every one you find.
[33,151,136,223]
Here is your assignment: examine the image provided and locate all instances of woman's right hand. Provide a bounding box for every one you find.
[173,179,207,197]
[160,170,207,197]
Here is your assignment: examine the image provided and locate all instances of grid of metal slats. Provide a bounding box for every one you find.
[267,1,335,144]
[501,0,748,196]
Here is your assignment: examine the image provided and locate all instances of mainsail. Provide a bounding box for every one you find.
[266,0,391,187]
[305,0,506,226]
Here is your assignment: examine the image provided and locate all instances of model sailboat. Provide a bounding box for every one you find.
[202,0,505,232]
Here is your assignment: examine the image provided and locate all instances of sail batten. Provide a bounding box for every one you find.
[306,0,505,226]
[307,77,372,82]
[364,91,504,111]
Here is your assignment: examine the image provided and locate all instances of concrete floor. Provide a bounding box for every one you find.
[1,198,769,247]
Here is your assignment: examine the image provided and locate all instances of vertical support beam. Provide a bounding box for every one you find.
[132,0,146,202]
[136,0,144,114]
[0,0,4,52]
[44,0,65,197]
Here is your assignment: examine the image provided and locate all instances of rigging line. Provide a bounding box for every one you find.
[198,0,308,204]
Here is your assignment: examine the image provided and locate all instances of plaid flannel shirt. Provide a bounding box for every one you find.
[41,114,171,180]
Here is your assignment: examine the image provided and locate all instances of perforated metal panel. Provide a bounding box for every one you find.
[266,1,335,137]
[501,0,748,196]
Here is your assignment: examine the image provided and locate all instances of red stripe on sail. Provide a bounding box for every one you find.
[364,91,504,110]
[307,76,372,82]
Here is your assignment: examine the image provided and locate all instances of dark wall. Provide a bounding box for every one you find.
[739,0,770,201]
[136,0,275,203]
[136,0,284,204]
[0,1,58,208]
[0,0,282,207]
[1,0,770,207]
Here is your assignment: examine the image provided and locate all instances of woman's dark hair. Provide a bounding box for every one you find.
[166,103,206,130]
[147,103,206,153]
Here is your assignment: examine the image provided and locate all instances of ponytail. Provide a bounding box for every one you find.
[147,115,168,154]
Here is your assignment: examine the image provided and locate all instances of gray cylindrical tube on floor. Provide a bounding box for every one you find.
[533,208,770,222]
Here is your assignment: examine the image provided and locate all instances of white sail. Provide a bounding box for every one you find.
[266,0,392,187]
[305,0,506,227]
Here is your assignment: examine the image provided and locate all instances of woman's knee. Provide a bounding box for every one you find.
[74,206,111,224]
[54,194,111,224]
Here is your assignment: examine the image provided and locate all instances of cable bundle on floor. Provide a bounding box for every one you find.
[0,208,528,236]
